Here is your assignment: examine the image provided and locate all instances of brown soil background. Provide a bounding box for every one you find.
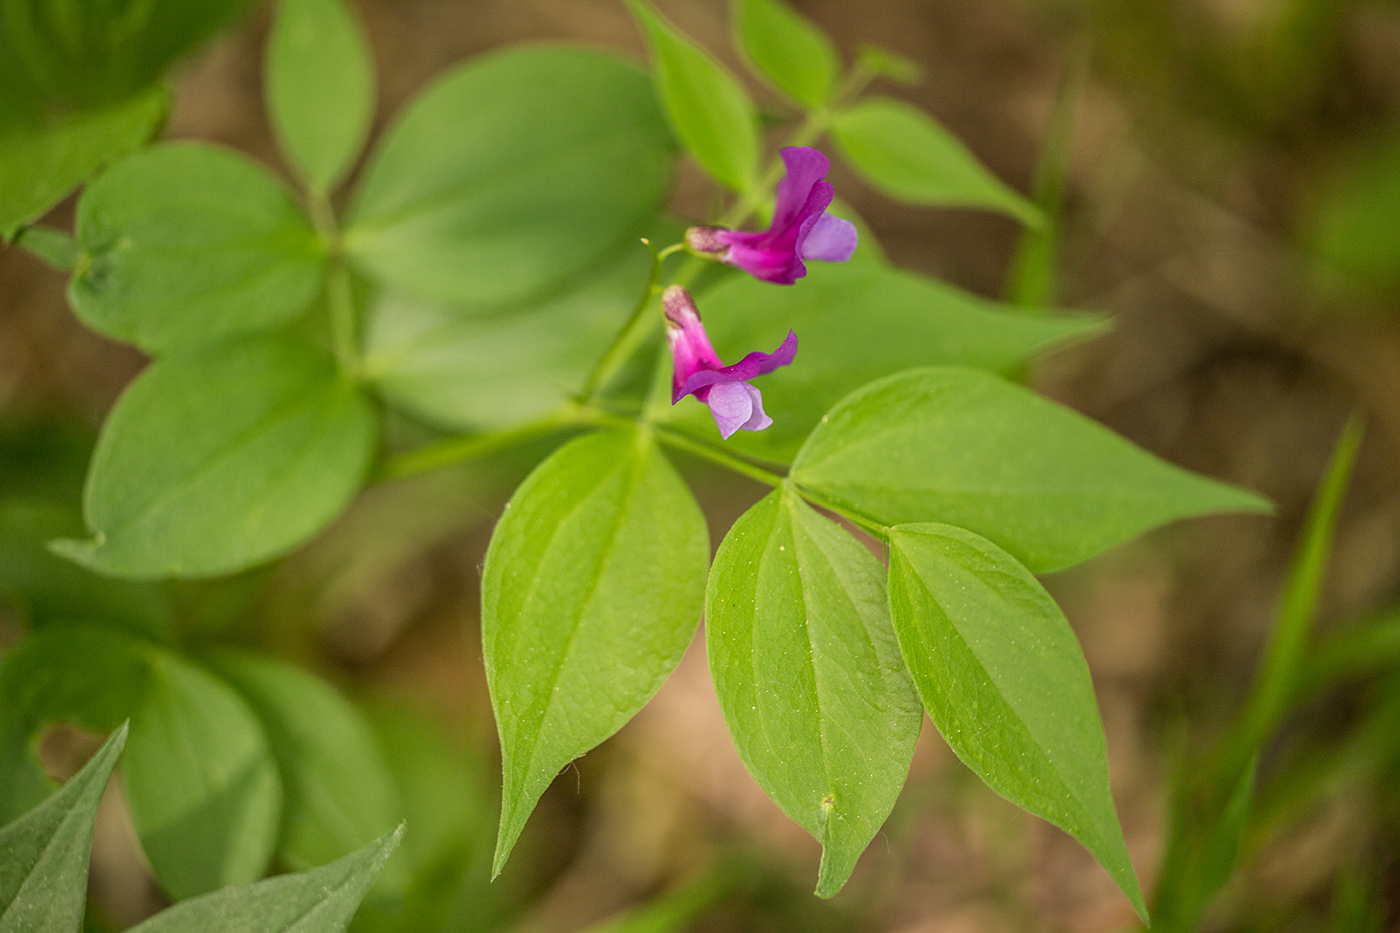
[2,0,1399,930]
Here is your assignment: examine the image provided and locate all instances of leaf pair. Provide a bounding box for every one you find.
[0,628,402,901]
[627,0,1038,222]
[0,724,401,933]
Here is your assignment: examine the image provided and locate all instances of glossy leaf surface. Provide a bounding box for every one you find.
[69,143,325,355]
[886,523,1145,919]
[707,490,920,895]
[53,336,376,580]
[792,368,1271,572]
[348,47,674,308]
[482,430,708,874]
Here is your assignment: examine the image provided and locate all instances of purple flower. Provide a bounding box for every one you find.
[663,285,796,439]
[685,147,858,285]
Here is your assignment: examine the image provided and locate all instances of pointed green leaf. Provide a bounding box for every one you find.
[347,47,674,308]
[658,262,1106,461]
[0,723,126,933]
[733,0,840,109]
[791,368,1271,573]
[706,490,920,896]
[483,429,709,874]
[854,45,921,85]
[886,523,1145,920]
[52,336,377,580]
[832,97,1041,225]
[128,826,403,933]
[0,88,166,239]
[205,652,404,885]
[124,651,282,900]
[68,143,325,355]
[627,0,760,191]
[266,0,375,194]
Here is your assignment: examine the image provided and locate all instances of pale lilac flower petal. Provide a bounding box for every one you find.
[706,381,757,439]
[737,383,772,432]
[798,212,859,263]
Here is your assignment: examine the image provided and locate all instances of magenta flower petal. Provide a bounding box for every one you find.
[798,211,858,263]
[689,147,856,285]
[677,331,797,398]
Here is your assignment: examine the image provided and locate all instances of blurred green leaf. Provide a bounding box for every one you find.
[0,88,166,239]
[266,0,375,194]
[128,826,403,933]
[831,97,1040,225]
[205,652,403,886]
[0,722,125,933]
[124,650,282,900]
[347,47,674,308]
[733,0,840,109]
[363,226,664,431]
[627,0,760,191]
[854,44,921,85]
[886,523,1145,920]
[657,261,1107,461]
[13,225,79,271]
[52,336,377,580]
[68,143,325,355]
[707,490,920,896]
[0,497,174,641]
[791,367,1271,572]
[1306,133,1400,300]
[482,429,708,876]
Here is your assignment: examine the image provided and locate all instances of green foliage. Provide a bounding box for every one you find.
[659,262,1107,461]
[627,0,760,192]
[266,0,376,195]
[886,524,1145,919]
[732,0,840,109]
[1152,759,1256,932]
[482,429,709,875]
[52,336,376,579]
[205,653,403,885]
[124,650,283,899]
[853,45,921,85]
[0,89,166,239]
[68,143,326,355]
[363,228,668,431]
[791,367,1271,573]
[831,97,1041,225]
[127,827,404,933]
[347,47,674,308]
[0,723,125,933]
[706,490,920,896]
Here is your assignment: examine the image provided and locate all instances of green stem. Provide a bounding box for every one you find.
[378,407,586,481]
[652,425,786,488]
[791,484,891,540]
[578,240,678,401]
[326,260,359,379]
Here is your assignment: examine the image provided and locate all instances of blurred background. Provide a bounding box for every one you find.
[2,0,1399,929]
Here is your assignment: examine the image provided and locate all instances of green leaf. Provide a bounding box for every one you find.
[854,45,921,85]
[0,88,166,239]
[791,367,1271,573]
[363,229,661,431]
[68,143,325,355]
[626,0,760,191]
[886,523,1145,919]
[124,650,282,900]
[733,0,840,109]
[482,429,709,875]
[347,47,674,308]
[205,652,404,884]
[266,0,375,194]
[831,97,1041,225]
[706,490,920,896]
[52,336,377,580]
[127,826,403,933]
[657,261,1106,461]
[0,723,126,933]
[0,497,174,641]
[1152,758,1255,932]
